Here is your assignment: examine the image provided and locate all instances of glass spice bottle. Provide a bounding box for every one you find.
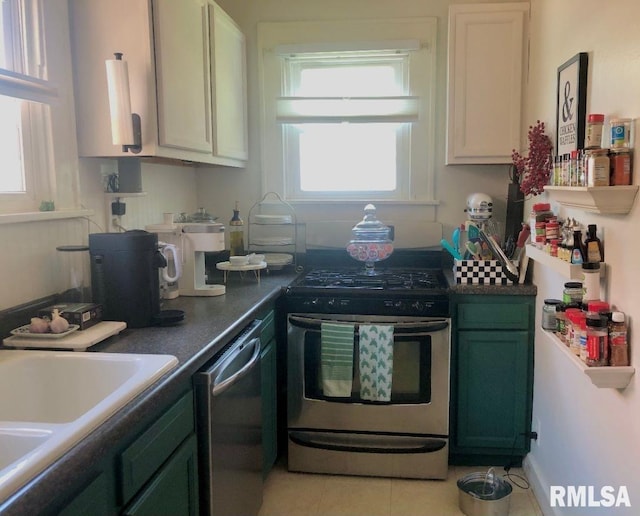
[586,314,609,367]
[542,299,562,331]
[609,312,629,367]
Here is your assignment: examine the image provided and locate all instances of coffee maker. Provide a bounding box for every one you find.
[179,222,226,296]
[89,230,164,328]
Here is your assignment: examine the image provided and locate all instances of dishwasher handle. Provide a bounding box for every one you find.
[212,337,261,396]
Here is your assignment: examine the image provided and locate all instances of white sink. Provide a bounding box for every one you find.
[0,350,178,503]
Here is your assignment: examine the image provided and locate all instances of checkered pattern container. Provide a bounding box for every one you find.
[453,259,515,285]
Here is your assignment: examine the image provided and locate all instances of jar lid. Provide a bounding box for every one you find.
[564,282,583,288]
[612,311,625,323]
[582,262,600,270]
[351,204,392,242]
[587,300,610,312]
[610,118,632,123]
[544,298,562,305]
[587,114,605,122]
[532,202,551,211]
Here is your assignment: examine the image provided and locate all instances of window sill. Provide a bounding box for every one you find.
[0,209,94,225]
[286,198,441,207]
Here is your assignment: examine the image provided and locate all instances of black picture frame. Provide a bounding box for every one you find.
[556,52,588,156]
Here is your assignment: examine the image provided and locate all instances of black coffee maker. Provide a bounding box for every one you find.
[89,230,165,328]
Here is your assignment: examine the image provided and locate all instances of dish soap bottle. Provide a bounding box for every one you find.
[229,201,244,256]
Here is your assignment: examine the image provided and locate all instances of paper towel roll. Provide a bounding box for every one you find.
[105,55,134,145]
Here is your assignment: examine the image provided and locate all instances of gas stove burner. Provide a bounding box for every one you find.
[298,268,447,291]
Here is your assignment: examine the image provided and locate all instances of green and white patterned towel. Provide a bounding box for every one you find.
[359,324,394,402]
[321,322,355,397]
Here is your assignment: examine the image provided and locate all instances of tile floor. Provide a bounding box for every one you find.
[259,462,543,516]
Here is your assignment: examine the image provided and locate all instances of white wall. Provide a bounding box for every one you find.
[524,1,640,515]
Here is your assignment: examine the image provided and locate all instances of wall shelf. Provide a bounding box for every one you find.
[544,185,638,214]
[526,245,605,280]
[542,330,634,389]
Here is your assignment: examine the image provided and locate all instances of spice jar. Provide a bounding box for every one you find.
[585,114,605,149]
[585,149,610,186]
[555,303,568,342]
[586,314,609,367]
[563,281,583,305]
[610,118,632,149]
[577,315,588,362]
[542,299,562,331]
[610,149,632,185]
[609,312,629,367]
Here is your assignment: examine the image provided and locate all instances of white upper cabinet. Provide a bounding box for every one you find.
[446,3,529,165]
[210,3,249,161]
[69,0,247,167]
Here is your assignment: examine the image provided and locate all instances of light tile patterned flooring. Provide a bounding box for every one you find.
[259,462,543,516]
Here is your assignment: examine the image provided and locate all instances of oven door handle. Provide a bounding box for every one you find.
[288,315,449,334]
[289,432,447,454]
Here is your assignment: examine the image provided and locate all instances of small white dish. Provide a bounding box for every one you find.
[229,255,249,266]
[248,253,265,265]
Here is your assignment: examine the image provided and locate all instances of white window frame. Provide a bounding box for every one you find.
[0,0,80,216]
[280,52,414,201]
[258,18,438,205]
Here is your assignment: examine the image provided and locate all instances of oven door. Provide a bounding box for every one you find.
[287,314,450,436]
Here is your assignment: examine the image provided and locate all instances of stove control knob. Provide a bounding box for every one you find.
[412,301,424,312]
[394,300,404,309]
[305,298,320,307]
[327,298,337,308]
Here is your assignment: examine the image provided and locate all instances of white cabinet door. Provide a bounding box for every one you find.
[209,2,249,161]
[446,3,529,165]
[153,0,212,153]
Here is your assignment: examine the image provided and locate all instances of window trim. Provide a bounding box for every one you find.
[258,18,438,204]
[0,0,80,216]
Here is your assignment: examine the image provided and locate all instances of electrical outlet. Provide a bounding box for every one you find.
[533,418,541,446]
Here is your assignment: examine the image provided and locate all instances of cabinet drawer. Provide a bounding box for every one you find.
[260,310,275,344]
[120,390,194,504]
[457,303,530,330]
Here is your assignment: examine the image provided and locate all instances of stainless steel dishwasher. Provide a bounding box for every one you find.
[195,319,263,516]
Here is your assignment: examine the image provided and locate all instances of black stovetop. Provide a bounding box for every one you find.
[294,268,447,291]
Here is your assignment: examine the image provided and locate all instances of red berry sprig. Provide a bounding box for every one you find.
[511,120,553,196]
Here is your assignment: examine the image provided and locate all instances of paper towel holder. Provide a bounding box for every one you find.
[106,52,142,154]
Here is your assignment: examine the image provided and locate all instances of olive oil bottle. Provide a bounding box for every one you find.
[229,201,244,256]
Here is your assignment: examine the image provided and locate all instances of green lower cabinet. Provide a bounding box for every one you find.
[260,310,278,478]
[58,472,112,516]
[451,295,534,465]
[456,330,529,450]
[123,434,199,516]
[58,388,198,516]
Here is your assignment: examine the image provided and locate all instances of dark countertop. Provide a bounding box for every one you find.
[0,270,298,515]
[0,262,536,514]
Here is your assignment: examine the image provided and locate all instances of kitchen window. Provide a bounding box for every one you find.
[0,0,79,215]
[259,19,437,203]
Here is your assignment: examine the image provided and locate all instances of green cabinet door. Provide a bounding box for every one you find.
[123,434,199,516]
[261,338,278,477]
[456,330,530,452]
[58,472,112,516]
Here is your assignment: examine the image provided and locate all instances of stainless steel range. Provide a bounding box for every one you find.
[284,250,451,480]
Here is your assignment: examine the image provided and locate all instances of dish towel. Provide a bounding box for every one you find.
[321,322,355,397]
[359,324,394,402]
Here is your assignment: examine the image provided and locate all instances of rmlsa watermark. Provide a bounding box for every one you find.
[550,485,631,508]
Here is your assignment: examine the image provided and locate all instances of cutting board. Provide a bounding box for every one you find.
[2,321,127,351]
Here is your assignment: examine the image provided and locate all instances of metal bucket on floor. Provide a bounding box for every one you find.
[457,467,512,516]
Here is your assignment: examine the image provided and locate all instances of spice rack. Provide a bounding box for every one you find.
[544,185,638,214]
[526,244,606,280]
[247,192,298,270]
[542,330,634,389]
